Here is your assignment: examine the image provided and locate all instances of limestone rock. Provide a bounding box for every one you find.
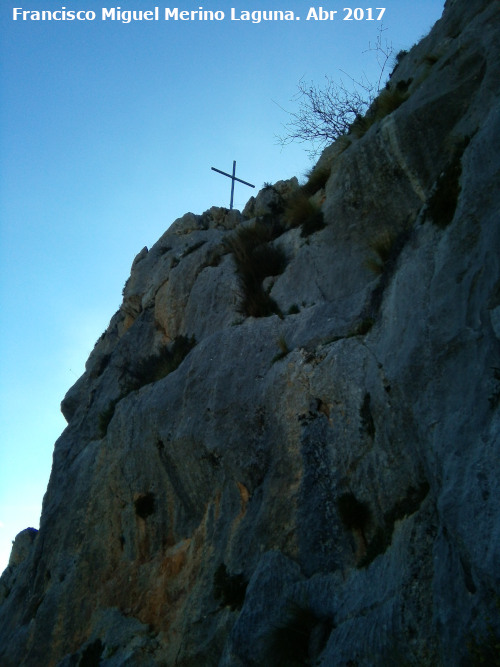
[242,177,299,218]
[8,528,38,568]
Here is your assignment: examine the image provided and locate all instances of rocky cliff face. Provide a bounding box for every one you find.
[1,0,499,664]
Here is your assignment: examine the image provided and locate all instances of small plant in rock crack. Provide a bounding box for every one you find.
[365,229,398,275]
[132,335,196,387]
[272,336,291,363]
[284,193,325,237]
[301,165,331,196]
[349,84,410,138]
[350,317,375,336]
[388,48,408,78]
[224,222,287,318]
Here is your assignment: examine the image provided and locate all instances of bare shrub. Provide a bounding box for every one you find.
[277,75,374,157]
[277,26,395,156]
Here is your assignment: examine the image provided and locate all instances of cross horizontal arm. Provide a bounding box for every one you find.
[211,167,255,188]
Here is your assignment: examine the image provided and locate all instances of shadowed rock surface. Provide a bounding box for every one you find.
[1,0,499,664]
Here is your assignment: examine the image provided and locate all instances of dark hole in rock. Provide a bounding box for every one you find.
[134,492,155,519]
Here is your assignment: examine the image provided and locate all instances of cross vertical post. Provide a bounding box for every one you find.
[230,160,236,210]
[211,161,255,210]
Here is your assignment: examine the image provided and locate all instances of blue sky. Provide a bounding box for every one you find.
[0,0,444,573]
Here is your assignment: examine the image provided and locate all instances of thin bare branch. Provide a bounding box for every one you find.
[276,26,394,158]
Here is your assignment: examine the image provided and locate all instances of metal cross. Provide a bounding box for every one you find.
[211,161,255,210]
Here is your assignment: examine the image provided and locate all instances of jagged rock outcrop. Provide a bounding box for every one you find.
[1,0,499,664]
